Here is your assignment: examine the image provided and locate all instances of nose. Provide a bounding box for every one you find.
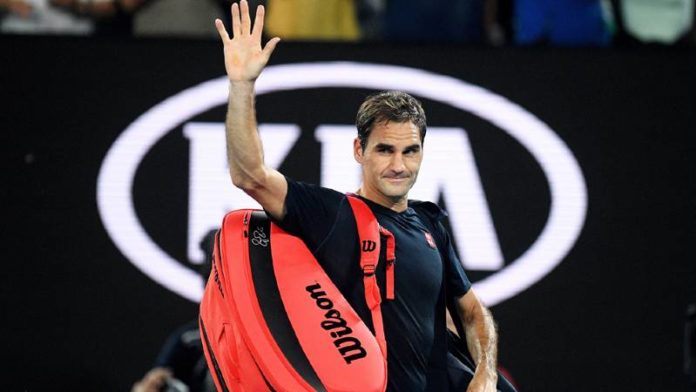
[388,153,406,173]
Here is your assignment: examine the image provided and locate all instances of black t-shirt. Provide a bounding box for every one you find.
[273,178,472,391]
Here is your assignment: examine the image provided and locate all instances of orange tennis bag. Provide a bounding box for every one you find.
[199,196,392,392]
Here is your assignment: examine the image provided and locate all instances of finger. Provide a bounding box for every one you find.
[262,37,281,59]
[151,367,173,378]
[214,18,229,42]
[231,2,241,37]
[240,0,251,35]
[251,4,265,40]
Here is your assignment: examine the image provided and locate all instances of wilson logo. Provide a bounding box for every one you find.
[306,283,367,364]
[361,240,377,252]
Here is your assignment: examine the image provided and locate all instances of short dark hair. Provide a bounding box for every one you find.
[355,91,427,151]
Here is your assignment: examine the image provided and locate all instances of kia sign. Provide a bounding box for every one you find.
[97,62,587,305]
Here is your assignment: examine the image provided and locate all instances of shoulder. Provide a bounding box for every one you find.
[407,199,451,246]
[408,199,447,223]
[286,177,344,201]
[283,177,347,214]
[275,177,349,242]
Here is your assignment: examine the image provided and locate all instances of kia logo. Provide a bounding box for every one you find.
[97,62,587,305]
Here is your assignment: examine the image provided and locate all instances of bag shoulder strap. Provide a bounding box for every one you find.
[345,194,395,360]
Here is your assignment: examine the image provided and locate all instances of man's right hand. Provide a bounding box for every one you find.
[131,367,172,392]
[215,0,280,82]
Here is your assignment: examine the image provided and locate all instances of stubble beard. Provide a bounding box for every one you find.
[380,175,417,203]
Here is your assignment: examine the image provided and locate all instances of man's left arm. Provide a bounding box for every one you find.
[455,289,498,392]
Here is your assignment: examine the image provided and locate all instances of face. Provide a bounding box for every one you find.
[354,120,423,211]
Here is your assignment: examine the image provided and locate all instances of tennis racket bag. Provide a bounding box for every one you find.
[199,196,389,392]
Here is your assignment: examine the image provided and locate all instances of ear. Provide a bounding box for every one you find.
[353,138,363,164]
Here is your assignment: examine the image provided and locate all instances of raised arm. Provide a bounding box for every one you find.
[456,290,498,392]
[215,0,287,219]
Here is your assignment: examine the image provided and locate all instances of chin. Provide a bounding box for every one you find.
[381,185,411,200]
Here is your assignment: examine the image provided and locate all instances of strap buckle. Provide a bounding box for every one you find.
[362,264,376,277]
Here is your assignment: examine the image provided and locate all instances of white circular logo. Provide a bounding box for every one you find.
[97,62,587,305]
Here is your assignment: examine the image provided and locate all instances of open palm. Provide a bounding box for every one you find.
[215,0,280,82]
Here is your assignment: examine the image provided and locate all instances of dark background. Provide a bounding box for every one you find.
[1,35,695,391]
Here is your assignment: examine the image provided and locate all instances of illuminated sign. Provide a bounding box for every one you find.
[97,62,587,305]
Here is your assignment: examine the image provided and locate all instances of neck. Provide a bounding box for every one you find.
[355,187,408,212]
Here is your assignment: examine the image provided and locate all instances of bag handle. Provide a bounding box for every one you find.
[346,194,396,360]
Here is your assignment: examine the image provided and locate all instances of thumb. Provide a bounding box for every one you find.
[262,37,281,59]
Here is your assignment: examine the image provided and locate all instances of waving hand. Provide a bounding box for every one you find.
[215,0,280,82]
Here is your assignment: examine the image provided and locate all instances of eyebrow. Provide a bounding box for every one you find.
[374,143,421,151]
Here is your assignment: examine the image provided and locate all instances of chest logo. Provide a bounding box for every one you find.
[424,232,437,249]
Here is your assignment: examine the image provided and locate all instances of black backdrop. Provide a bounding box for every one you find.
[2,35,695,391]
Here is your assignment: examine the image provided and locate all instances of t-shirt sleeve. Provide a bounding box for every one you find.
[437,221,472,298]
[268,176,344,252]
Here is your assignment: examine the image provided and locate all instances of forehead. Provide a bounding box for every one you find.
[367,121,421,146]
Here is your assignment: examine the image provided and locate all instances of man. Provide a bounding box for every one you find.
[213,1,500,390]
[132,230,217,392]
